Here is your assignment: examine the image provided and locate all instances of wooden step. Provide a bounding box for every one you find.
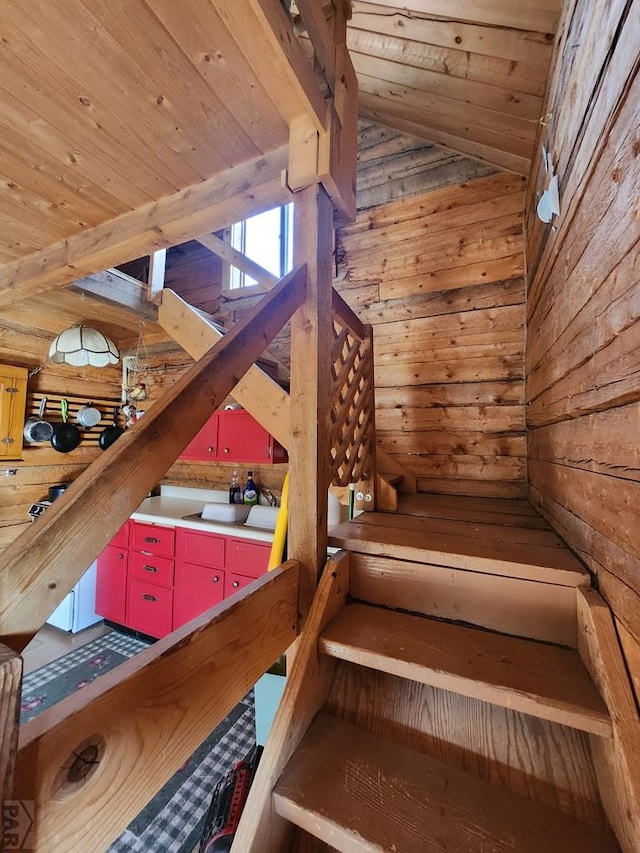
[319,604,611,736]
[273,712,619,853]
[328,512,589,586]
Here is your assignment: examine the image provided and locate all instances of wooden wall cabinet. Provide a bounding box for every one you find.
[0,364,28,460]
[179,410,287,464]
[96,520,271,638]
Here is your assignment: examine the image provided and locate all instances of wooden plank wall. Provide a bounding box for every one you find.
[524,0,640,688]
[0,351,121,551]
[339,127,527,498]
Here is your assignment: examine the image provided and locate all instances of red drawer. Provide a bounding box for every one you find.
[176,529,225,568]
[131,522,175,558]
[108,521,129,549]
[226,538,270,579]
[127,579,173,638]
[130,552,174,588]
[173,563,225,629]
[226,572,256,597]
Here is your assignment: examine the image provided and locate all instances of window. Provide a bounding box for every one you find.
[227,204,293,290]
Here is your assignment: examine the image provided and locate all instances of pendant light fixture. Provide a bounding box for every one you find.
[48,324,120,368]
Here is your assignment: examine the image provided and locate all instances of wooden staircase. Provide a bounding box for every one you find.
[232,494,630,852]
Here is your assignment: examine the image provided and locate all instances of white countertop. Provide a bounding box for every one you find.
[131,486,276,543]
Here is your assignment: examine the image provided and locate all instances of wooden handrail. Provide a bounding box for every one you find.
[15,563,299,853]
[332,287,366,341]
[0,265,307,652]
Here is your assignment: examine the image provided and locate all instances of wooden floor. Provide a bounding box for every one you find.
[328,493,589,587]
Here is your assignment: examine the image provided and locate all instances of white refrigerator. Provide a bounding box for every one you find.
[47,561,102,633]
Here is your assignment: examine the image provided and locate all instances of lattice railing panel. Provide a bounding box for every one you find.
[329,309,375,491]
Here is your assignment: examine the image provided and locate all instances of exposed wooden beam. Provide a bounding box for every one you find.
[289,184,334,615]
[16,564,299,852]
[295,0,337,92]
[158,289,291,448]
[66,268,157,320]
[0,146,291,308]
[197,233,278,291]
[0,267,306,651]
[215,0,328,131]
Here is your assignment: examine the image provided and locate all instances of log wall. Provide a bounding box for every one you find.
[524,0,640,681]
[339,131,527,498]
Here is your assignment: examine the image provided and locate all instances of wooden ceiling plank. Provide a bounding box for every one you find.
[348,26,548,98]
[359,88,535,161]
[0,124,134,222]
[0,146,291,307]
[0,8,207,195]
[0,90,150,215]
[351,49,543,121]
[368,0,562,34]
[357,72,537,146]
[0,146,121,228]
[360,96,530,175]
[144,0,287,152]
[351,2,555,66]
[0,6,189,200]
[75,0,264,169]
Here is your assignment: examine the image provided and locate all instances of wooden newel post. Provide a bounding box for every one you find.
[289,183,334,619]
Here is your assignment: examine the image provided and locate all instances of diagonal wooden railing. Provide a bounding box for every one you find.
[15,562,299,852]
[329,289,376,511]
[0,265,307,654]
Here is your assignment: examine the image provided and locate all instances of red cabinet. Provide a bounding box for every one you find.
[174,563,225,628]
[180,413,219,460]
[179,410,286,464]
[226,538,270,579]
[95,543,128,624]
[97,520,271,637]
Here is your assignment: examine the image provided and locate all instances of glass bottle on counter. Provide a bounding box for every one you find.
[243,470,258,506]
[229,469,241,504]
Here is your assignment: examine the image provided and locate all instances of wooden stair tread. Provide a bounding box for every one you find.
[319,604,611,735]
[274,712,619,853]
[328,516,588,586]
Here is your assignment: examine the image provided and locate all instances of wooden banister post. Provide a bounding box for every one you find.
[289,183,334,618]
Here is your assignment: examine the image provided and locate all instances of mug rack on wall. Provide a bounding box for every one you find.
[24,392,125,449]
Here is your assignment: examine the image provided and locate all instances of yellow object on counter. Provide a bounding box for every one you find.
[267,473,289,571]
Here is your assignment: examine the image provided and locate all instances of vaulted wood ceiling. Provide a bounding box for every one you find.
[347,0,562,175]
[0,0,562,341]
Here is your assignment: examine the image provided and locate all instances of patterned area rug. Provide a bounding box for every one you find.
[20,631,256,852]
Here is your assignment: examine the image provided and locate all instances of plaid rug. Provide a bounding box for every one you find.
[20,632,150,724]
[21,630,256,852]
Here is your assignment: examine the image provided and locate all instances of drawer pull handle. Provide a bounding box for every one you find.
[117,553,124,560]
[143,565,158,573]
[212,576,219,583]
[142,594,157,602]
[232,580,240,589]
[223,447,229,454]
[207,446,214,453]
[140,550,153,556]
[144,536,160,544]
